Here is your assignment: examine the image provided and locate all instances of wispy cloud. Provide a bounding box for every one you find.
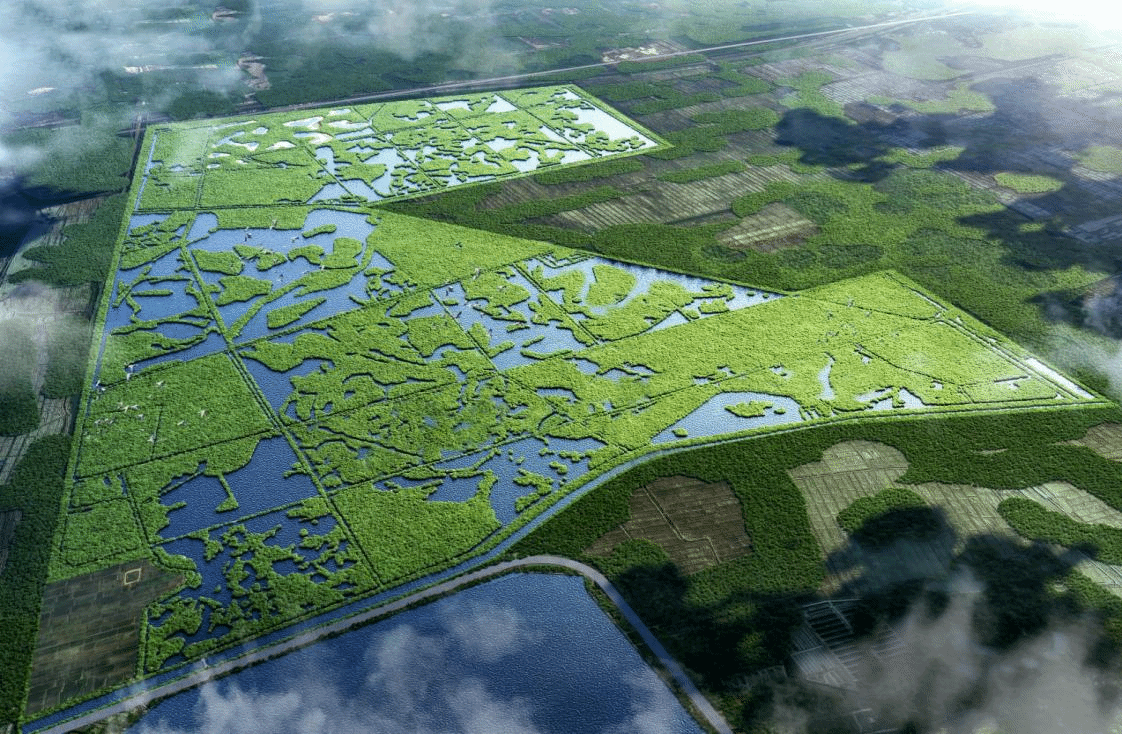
[767,569,1122,733]
[132,600,549,734]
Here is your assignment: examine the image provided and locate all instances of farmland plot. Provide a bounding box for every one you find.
[790,440,1122,598]
[34,84,1107,724]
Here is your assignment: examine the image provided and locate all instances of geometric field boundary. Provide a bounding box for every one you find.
[31,83,1111,724]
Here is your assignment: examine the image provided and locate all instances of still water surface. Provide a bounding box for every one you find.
[128,573,705,734]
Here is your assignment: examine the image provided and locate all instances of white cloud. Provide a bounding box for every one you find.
[601,672,688,734]
[441,599,537,663]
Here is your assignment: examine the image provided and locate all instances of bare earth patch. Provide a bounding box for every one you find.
[1066,422,1122,461]
[717,202,818,252]
[25,559,182,716]
[586,475,752,574]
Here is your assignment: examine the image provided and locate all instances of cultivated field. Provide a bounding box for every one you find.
[791,436,1122,597]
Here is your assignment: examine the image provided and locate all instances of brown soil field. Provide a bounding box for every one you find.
[586,475,752,574]
[1067,422,1122,461]
[25,559,182,716]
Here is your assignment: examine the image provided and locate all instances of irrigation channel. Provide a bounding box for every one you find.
[36,557,732,734]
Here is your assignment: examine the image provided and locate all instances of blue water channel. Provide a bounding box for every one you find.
[159,436,321,541]
[127,573,705,734]
[31,418,790,733]
[53,204,809,731]
[156,506,351,660]
[654,391,804,443]
[185,210,382,343]
[523,255,780,328]
[375,435,606,524]
[94,239,224,385]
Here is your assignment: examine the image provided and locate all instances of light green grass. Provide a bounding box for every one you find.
[994,172,1064,194]
[1078,145,1122,174]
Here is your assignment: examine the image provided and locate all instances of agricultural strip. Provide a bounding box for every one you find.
[789,440,1122,597]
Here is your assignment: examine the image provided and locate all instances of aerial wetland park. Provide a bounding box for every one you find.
[19,81,1115,731]
[14,4,1122,734]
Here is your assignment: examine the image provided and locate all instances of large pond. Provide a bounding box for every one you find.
[127,573,705,734]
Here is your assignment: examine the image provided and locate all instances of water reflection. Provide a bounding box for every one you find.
[129,573,704,734]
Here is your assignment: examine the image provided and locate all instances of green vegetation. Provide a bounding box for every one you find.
[510,424,824,686]
[1077,145,1122,174]
[715,62,772,98]
[332,482,501,583]
[746,149,823,173]
[143,496,375,671]
[994,172,1065,194]
[589,80,720,115]
[658,160,747,183]
[0,322,40,436]
[513,404,1122,694]
[11,194,128,289]
[881,31,963,80]
[647,108,781,160]
[999,497,1122,564]
[776,71,845,118]
[878,146,964,169]
[726,401,771,419]
[266,297,326,329]
[3,126,133,197]
[836,486,932,543]
[533,156,644,185]
[142,86,667,212]
[871,82,994,114]
[0,436,71,722]
[42,319,93,399]
[214,275,272,306]
[616,54,708,74]
[585,264,636,307]
[41,77,1115,721]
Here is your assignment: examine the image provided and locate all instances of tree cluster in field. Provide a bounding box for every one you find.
[0,322,40,436]
[657,160,747,184]
[646,108,780,160]
[0,436,71,722]
[587,64,769,117]
[11,194,127,290]
[835,486,937,546]
[998,496,1122,565]
[533,156,644,185]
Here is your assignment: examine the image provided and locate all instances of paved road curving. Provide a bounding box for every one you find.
[35,555,733,734]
